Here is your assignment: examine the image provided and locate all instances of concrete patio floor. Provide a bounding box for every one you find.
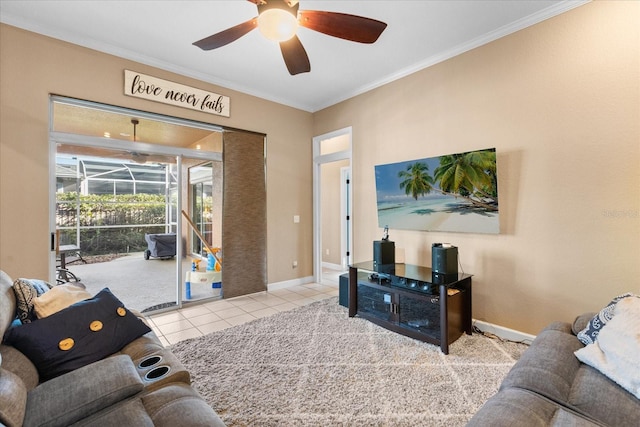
[65,252,221,313]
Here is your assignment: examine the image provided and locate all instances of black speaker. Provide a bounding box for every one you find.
[338,273,349,307]
[373,240,395,270]
[432,271,459,285]
[432,243,458,275]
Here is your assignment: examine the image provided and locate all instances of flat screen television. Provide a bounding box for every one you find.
[374,147,499,234]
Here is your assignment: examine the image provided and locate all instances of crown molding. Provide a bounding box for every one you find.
[311,0,591,112]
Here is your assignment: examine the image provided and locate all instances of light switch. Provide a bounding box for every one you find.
[293,215,300,223]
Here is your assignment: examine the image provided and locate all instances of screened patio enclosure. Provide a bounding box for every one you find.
[57,157,172,196]
[55,155,178,255]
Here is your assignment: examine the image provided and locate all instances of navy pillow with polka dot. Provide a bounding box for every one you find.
[4,288,151,382]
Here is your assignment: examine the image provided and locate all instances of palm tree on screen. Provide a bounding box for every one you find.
[398,162,434,200]
[434,150,498,211]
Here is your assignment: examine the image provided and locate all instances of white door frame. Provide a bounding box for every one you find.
[312,127,353,283]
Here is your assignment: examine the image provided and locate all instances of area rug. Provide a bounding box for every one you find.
[171,297,528,427]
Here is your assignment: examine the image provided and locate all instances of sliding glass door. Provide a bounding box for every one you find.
[190,163,214,256]
[50,96,222,313]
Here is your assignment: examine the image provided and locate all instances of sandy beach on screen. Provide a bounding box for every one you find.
[377,197,499,234]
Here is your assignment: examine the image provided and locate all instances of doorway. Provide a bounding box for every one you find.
[313,127,353,285]
[50,96,223,312]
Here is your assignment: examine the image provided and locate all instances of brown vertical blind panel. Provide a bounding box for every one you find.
[222,131,267,298]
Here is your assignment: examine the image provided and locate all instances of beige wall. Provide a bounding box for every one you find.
[1,0,639,335]
[0,24,313,284]
[314,1,640,334]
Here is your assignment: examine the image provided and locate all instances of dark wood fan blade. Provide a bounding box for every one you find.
[298,10,387,43]
[279,35,310,75]
[193,18,258,50]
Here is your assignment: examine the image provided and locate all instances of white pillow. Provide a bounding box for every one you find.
[33,284,92,318]
[576,293,633,345]
[574,296,640,398]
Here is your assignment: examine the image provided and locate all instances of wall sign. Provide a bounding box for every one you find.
[124,70,230,117]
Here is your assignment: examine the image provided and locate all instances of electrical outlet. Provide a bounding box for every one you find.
[325,249,330,255]
[292,260,298,268]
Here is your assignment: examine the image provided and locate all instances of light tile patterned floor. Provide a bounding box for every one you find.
[146,273,342,346]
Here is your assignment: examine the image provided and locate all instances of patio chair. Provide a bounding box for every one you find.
[56,268,81,285]
[55,230,84,284]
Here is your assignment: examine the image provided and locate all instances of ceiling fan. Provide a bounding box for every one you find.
[57,119,176,164]
[193,0,387,75]
[126,119,177,164]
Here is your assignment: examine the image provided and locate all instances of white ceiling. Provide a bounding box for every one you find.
[1,0,587,112]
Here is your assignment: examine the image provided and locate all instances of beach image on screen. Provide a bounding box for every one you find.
[375,148,499,234]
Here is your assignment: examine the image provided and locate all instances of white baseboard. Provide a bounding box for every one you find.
[321,262,343,271]
[268,276,314,291]
[472,319,536,345]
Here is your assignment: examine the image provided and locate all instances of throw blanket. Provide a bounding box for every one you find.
[575,296,640,399]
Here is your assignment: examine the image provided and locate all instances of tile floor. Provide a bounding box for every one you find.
[146,270,343,346]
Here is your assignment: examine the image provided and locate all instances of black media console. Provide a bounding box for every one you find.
[348,261,472,354]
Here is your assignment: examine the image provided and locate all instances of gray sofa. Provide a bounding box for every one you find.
[0,270,225,427]
[467,313,640,426]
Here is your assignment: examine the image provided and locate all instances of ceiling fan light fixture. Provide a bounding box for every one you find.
[257,9,298,42]
[131,118,139,142]
[193,0,386,75]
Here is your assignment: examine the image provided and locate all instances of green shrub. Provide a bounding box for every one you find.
[57,193,172,255]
